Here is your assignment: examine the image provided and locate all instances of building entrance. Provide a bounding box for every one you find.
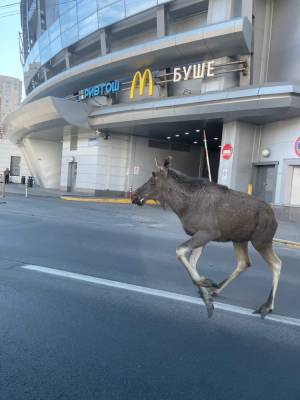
[254,164,277,203]
[291,166,300,206]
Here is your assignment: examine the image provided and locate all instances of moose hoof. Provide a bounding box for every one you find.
[253,304,273,319]
[206,302,214,319]
[198,288,215,318]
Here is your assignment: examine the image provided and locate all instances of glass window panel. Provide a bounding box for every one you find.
[77,0,97,21]
[49,19,60,42]
[40,46,51,64]
[31,42,40,62]
[39,31,49,52]
[61,25,79,47]
[125,0,156,17]
[98,1,125,28]
[97,0,119,10]
[59,0,76,15]
[78,13,98,39]
[50,36,63,57]
[60,6,77,33]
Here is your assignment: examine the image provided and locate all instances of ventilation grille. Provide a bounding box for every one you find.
[148,139,190,153]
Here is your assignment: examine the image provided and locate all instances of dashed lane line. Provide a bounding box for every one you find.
[21,264,300,328]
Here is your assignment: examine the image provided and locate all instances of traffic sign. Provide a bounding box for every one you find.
[295,136,300,157]
[222,144,233,160]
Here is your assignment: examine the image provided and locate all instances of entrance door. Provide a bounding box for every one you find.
[67,162,77,192]
[10,156,21,176]
[254,164,277,203]
[291,166,300,205]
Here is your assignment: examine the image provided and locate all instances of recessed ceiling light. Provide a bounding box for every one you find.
[175,134,180,137]
[214,137,219,140]
[185,132,190,135]
[195,129,200,133]
[193,141,198,144]
[166,136,171,140]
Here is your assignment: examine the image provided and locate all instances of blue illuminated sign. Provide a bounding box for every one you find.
[78,80,121,100]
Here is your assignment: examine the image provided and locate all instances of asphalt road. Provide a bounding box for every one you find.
[0,195,299,399]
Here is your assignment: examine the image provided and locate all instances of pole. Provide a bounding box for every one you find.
[1,173,5,198]
[203,130,212,182]
[25,177,28,198]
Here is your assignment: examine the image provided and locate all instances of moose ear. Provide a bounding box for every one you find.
[164,156,172,169]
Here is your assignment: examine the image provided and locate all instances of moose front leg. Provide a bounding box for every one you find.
[176,231,219,318]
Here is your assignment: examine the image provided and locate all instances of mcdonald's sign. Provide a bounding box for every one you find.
[130,69,154,99]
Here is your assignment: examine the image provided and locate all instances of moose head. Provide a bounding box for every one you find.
[131,157,172,206]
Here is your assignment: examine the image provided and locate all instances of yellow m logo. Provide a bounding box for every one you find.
[130,69,154,99]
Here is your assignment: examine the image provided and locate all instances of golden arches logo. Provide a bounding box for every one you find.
[130,69,154,99]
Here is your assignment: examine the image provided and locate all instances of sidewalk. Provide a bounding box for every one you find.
[3,184,300,246]
[4,183,65,198]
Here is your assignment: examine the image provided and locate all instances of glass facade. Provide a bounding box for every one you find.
[24,0,174,89]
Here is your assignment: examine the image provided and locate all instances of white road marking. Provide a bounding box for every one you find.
[21,264,300,328]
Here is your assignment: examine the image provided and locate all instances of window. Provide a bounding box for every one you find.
[78,13,99,39]
[60,6,77,33]
[77,0,97,21]
[98,1,125,27]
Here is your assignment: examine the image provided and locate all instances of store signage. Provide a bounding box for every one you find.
[295,136,300,157]
[173,61,215,82]
[130,69,154,99]
[130,62,215,100]
[222,144,233,160]
[78,80,121,100]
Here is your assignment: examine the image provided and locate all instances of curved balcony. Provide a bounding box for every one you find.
[23,0,173,90]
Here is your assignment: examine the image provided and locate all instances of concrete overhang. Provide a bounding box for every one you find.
[4,96,91,144]
[24,17,251,104]
[89,83,300,130]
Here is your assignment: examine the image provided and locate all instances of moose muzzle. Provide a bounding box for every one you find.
[131,194,145,206]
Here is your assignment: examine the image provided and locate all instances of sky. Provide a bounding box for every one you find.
[0,2,24,94]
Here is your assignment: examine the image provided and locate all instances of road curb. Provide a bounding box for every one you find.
[60,196,159,205]
[273,238,300,249]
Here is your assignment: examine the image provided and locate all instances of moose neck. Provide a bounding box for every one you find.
[162,174,190,217]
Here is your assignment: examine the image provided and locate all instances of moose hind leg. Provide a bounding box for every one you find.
[254,243,282,318]
[215,242,251,295]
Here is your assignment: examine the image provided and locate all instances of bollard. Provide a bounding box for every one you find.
[247,183,253,195]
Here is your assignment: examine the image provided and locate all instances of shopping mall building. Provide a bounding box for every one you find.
[4,0,300,208]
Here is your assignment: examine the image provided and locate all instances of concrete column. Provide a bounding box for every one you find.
[157,4,166,37]
[239,55,251,86]
[207,0,234,24]
[100,29,108,56]
[218,121,256,192]
[43,67,48,82]
[64,49,71,69]
[242,0,253,23]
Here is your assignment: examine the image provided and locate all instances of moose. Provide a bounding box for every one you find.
[132,157,282,318]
